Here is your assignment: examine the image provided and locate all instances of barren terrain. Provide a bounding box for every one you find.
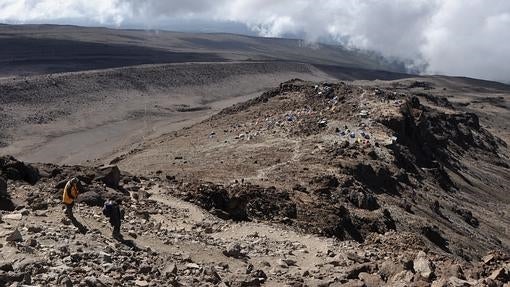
[118,78,510,251]
[0,24,509,286]
[0,24,413,165]
[0,62,334,164]
[1,78,509,286]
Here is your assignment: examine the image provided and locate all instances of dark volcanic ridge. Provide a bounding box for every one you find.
[120,79,510,259]
[0,24,407,77]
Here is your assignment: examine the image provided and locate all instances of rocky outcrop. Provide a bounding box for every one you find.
[0,157,508,286]
[0,156,40,185]
[77,191,104,206]
[181,182,296,221]
[414,251,435,281]
[381,97,505,191]
[350,163,398,195]
[95,165,121,188]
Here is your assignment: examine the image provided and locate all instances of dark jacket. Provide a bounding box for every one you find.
[103,201,123,227]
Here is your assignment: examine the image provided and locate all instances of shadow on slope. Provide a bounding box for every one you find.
[0,37,224,76]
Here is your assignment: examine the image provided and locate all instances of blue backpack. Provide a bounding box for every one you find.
[103,201,115,217]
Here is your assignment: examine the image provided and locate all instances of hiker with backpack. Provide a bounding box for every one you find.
[62,177,88,233]
[103,199,124,239]
[63,177,81,219]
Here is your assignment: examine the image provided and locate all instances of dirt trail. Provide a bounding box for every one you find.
[145,185,338,284]
[149,188,208,227]
[244,139,302,183]
[36,184,351,285]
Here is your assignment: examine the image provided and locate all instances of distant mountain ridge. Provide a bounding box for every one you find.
[0,24,407,77]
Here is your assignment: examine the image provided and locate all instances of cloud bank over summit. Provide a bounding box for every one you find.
[1,0,509,82]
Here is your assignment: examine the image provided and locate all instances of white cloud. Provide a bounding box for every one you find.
[0,0,509,82]
[421,1,510,82]
[0,0,129,25]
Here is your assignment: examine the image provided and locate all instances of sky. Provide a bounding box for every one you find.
[1,0,509,83]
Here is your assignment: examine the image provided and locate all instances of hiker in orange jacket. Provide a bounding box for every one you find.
[63,177,80,218]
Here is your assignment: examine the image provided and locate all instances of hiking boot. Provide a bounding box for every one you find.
[112,231,123,240]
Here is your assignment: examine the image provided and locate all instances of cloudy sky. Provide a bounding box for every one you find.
[1,0,509,82]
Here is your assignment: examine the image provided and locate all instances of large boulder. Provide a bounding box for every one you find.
[77,191,104,207]
[22,164,40,185]
[488,267,508,281]
[0,272,25,285]
[379,260,405,280]
[95,165,121,188]
[101,187,130,203]
[183,182,296,222]
[162,263,177,278]
[3,167,22,180]
[358,272,383,287]
[77,186,129,207]
[413,251,435,281]
[0,157,40,185]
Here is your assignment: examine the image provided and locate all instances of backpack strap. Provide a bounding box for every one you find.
[65,183,76,199]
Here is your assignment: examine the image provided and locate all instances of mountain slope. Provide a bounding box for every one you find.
[0,24,405,77]
[1,78,509,286]
[118,79,510,260]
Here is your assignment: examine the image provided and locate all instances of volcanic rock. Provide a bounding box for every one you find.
[5,229,23,242]
[95,165,121,187]
[223,243,245,259]
[0,261,13,272]
[0,157,40,184]
[163,263,177,277]
[77,191,104,206]
[414,251,435,280]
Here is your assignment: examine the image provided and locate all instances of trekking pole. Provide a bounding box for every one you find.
[75,203,94,231]
[80,214,93,231]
